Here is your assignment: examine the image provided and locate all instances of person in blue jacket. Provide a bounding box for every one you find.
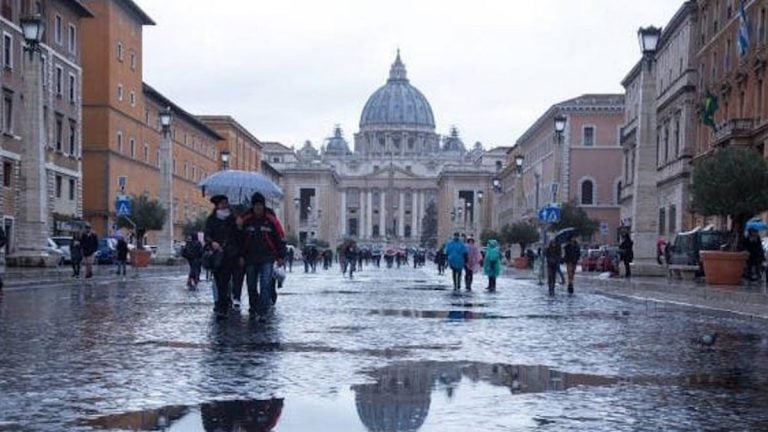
[444,232,469,291]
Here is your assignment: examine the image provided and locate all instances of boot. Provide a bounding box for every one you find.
[567,283,574,294]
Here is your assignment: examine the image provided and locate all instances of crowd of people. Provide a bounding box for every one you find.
[439,233,502,292]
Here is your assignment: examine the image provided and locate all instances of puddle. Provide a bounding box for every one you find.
[449,302,489,308]
[368,309,506,320]
[81,361,617,431]
[404,285,449,291]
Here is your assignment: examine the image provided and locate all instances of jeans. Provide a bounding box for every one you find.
[464,269,474,290]
[547,263,559,294]
[116,260,127,276]
[72,259,82,277]
[246,262,275,314]
[488,276,497,291]
[451,267,463,290]
[231,264,246,302]
[213,265,233,314]
[566,263,577,286]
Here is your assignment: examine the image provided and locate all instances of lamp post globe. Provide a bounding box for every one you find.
[159,106,172,131]
[477,190,484,202]
[638,26,662,56]
[554,114,567,135]
[221,150,230,165]
[20,15,44,49]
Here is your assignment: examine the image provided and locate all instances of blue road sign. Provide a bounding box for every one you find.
[538,205,561,224]
[116,196,132,218]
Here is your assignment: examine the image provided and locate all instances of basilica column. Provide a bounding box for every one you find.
[411,191,418,240]
[398,191,405,238]
[379,191,386,239]
[367,190,373,239]
[340,189,347,238]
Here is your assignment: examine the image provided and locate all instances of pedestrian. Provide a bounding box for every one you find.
[563,237,580,294]
[483,239,502,292]
[618,233,634,279]
[544,240,562,296]
[80,224,99,279]
[526,248,535,270]
[181,234,204,289]
[464,237,482,291]
[744,228,765,282]
[204,195,240,320]
[435,247,447,275]
[286,246,294,272]
[70,231,83,278]
[344,241,358,278]
[238,192,286,322]
[115,236,128,277]
[445,233,468,291]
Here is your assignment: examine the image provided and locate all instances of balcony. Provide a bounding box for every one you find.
[714,118,755,145]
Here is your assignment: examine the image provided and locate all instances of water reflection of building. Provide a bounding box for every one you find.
[201,399,284,432]
[351,361,618,432]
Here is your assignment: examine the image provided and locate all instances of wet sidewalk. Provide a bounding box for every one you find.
[506,266,768,320]
[0,263,188,290]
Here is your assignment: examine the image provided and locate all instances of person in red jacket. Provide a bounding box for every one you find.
[238,192,286,321]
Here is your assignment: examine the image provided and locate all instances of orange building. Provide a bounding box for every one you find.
[80,0,222,241]
[198,115,263,173]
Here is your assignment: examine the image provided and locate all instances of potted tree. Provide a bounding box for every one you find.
[503,222,540,269]
[117,195,167,268]
[691,147,768,285]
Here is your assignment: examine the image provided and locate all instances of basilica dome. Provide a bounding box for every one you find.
[359,51,436,130]
[325,125,350,155]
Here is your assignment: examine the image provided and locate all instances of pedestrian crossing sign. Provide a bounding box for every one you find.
[115,196,132,217]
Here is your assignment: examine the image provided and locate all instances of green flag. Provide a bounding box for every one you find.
[701,90,719,132]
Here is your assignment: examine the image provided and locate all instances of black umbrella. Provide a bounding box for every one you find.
[554,227,577,244]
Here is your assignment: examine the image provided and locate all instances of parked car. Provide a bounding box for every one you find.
[51,236,73,264]
[46,238,66,265]
[95,237,118,265]
[581,249,601,272]
[596,246,619,273]
[667,228,729,267]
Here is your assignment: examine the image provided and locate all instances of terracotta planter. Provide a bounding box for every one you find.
[513,257,529,269]
[131,249,152,268]
[699,250,748,285]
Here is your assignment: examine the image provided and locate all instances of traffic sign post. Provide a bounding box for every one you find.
[537,204,561,286]
[115,195,133,218]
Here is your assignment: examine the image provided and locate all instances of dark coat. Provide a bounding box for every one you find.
[182,238,204,261]
[204,212,240,261]
[70,238,83,262]
[81,232,99,257]
[619,237,634,263]
[239,208,286,264]
[563,242,581,264]
[745,236,765,265]
[116,239,129,261]
[545,243,562,266]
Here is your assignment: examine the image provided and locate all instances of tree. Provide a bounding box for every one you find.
[420,201,438,248]
[182,213,208,238]
[480,228,500,245]
[503,222,540,257]
[116,195,167,249]
[691,147,768,251]
[552,202,599,240]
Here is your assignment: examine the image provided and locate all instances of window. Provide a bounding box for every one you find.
[761,8,767,44]
[68,179,75,201]
[156,150,160,167]
[129,91,135,107]
[117,42,123,61]
[55,15,62,44]
[2,32,11,70]
[674,116,681,157]
[616,181,622,204]
[55,116,62,152]
[55,66,63,96]
[192,165,197,180]
[143,144,149,162]
[130,53,136,70]
[41,55,47,88]
[117,84,123,101]
[580,180,594,205]
[183,161,188,178]
[117,131,123,153]
[68,24,76,53]
[129,138,135,158]
[759,79,765,120]
[583,126,595,146]
[55,175,62,198]
[2,161,11,187]
[68,121,76,155]
[663,123,670,163]
[68,74,76,103]
[669,205,677,235]
[2,92,12,134]
[1,0,12,21]
[725,39,731,72]
[658,208,666,236]
[145,109,150,126]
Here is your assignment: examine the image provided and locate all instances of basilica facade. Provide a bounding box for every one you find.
[263,52,508,247]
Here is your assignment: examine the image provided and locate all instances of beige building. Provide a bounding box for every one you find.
[265,53,506,247]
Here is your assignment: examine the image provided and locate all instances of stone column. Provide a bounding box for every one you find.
[630,55,663,275]
[157,121,174,261]
[11,44,55,266]
[398,191,405,238]
[379,191,386,239]
[367,190,373,239]
[341,189,347,238]
[411,191,418,240]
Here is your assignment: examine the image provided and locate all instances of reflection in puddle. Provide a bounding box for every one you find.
[368,309,505,320]
[82,362,616,431]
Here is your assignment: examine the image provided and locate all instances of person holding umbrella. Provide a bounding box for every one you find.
[204,195,240,320]
[563,237,581,294]
[544,239,562,296]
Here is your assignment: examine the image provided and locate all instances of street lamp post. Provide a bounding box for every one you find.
[552,113,567,203]
[629,25,663,275]
[221,150,231,170]
[11,14,54,265]
[513,154,525,222]
[157,106,174,261]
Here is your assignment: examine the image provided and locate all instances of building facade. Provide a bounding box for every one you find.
[620,1,699,240]
[264,53,506,247]
[198,115,263,173]
[505,95,624,244]
[80,0,222,242]
[1,0,92,258]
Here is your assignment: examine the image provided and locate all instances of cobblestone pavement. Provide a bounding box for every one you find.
[1,263,768,431]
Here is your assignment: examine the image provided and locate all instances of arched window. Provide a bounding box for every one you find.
[581,180,594,205]
[616,181,622,204]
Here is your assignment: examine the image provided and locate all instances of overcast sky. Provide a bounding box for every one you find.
[141,1,683,150]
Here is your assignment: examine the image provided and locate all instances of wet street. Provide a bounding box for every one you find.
[2,265,768,431]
